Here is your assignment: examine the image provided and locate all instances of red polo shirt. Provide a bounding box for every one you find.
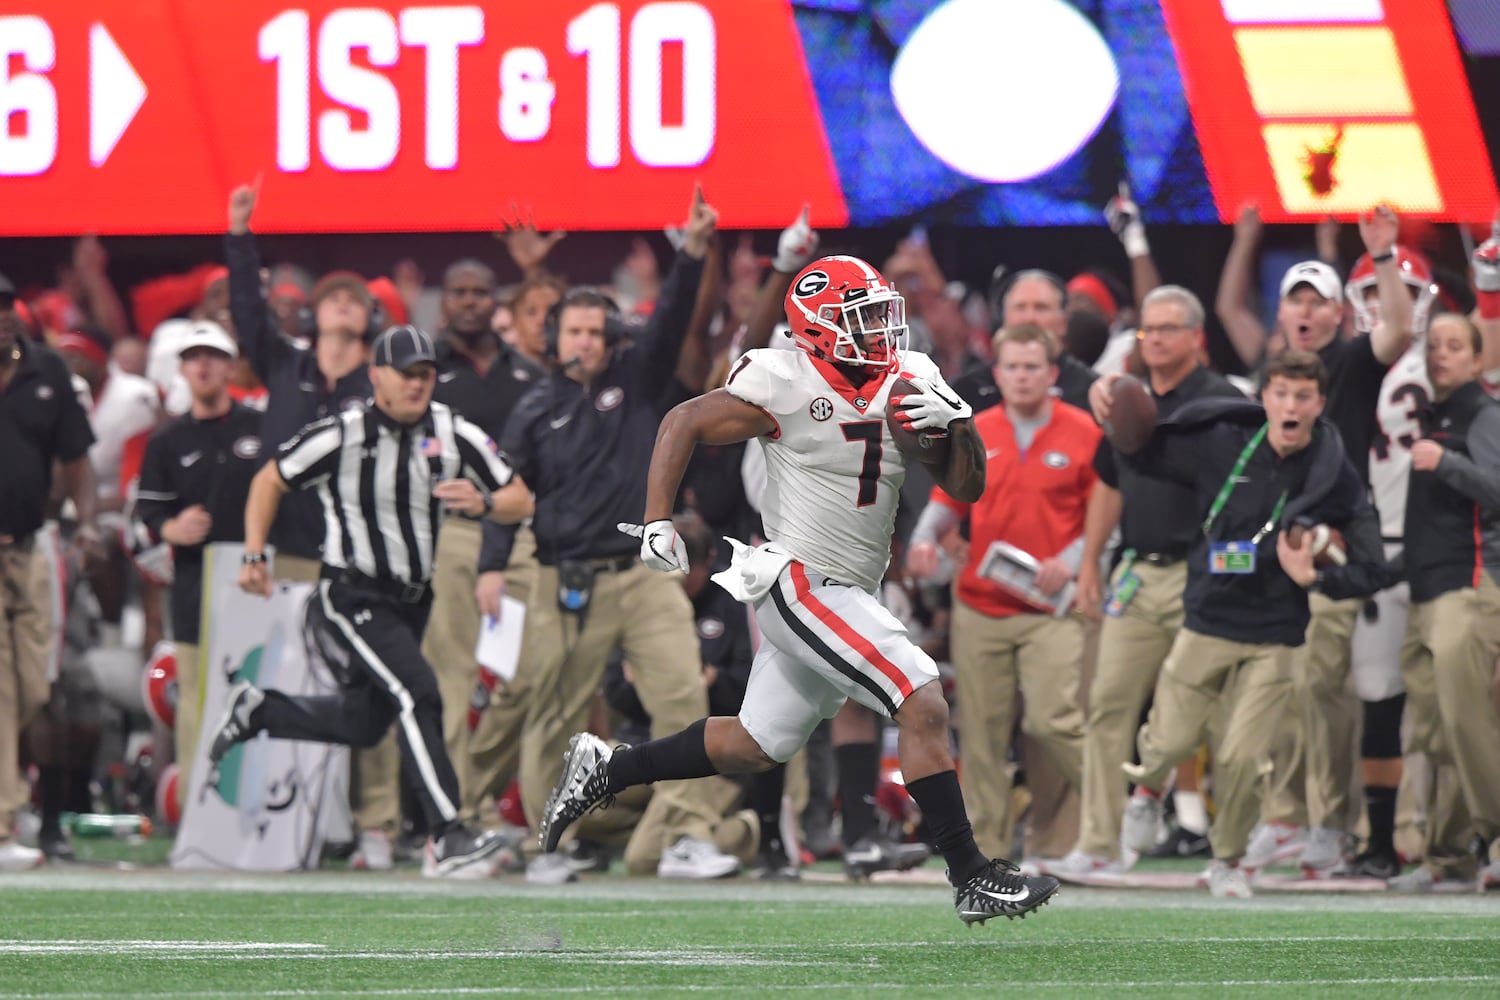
[933,400,1101,617]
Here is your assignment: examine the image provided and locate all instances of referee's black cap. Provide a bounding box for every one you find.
[372,324,437,369]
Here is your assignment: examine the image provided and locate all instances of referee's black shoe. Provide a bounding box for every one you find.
[206,681,265,770]
[953,859,1060,926]
[423,823,507,879]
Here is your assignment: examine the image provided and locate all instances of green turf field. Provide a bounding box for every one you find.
[2,862,1498,999]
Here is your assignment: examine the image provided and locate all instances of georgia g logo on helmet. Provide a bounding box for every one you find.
[785,255,909,369]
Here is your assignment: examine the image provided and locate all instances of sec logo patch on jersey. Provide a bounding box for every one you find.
[809,397,834,421]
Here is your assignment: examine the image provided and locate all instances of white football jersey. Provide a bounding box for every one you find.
[725,348,945,593]
[89,366,162,501]
[1368,335,1432,538]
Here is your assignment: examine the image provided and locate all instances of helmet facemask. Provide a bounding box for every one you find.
[820,291,908,367]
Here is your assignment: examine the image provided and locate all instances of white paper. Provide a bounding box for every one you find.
[475,597,526,683]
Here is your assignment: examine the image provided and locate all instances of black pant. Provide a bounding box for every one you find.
[256,580,460,832]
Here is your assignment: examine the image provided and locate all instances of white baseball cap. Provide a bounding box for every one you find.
[176,320,238,359]
[1279,261,1342,301]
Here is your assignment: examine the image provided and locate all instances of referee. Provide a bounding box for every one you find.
[204,325,534,878]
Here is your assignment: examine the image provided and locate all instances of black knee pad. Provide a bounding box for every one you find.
[1361,693,1405,759]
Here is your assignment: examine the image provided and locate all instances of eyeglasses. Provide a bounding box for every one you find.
[1136,323,1193,338]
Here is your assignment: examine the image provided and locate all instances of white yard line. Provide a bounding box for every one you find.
[5,977,1500,999]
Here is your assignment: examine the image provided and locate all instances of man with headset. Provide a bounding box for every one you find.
[952,269,1098,413]
[477,187,739,882]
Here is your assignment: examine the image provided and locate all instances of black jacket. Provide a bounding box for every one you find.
[1404,382,1500,602]
[226,231,372,560]
[479,250,705,571]
[433,334,544,440]
[134,404,263,644]
[0,339,94,538]
[1125,397,1387,647]
[950,351,1097,415]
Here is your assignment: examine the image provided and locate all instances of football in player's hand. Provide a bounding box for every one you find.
[1102,375,1158,454]
[1286,523,1348,567]
[888,377,953,471]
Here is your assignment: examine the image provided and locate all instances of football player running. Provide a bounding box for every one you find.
[539,254,1061,924]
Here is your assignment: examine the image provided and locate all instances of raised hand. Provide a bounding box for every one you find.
[497,205,566,275]
[1358,204,1399,258]
[773,204,819,273]
[228,174,261,234]
[682,184,719,260]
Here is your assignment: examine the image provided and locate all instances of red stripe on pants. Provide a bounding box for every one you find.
[789,562,913,698]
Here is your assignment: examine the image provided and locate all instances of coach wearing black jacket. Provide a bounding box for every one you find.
[135,323,261,805]
[1394,313,1500,889]
[224,181,402,858]
[225,181,374,580]
[1110,351,1387,896]
[479,188,738,880]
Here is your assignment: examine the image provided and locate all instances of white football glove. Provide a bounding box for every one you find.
[1105,182,1150,259]
[617,519,688,573]
[1472,219,1500,294]
[773,205,820,274]
[895,375,971,432]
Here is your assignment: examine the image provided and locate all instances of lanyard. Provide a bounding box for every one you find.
[1201,423,1286,544]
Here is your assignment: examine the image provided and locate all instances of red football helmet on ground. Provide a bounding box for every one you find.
[142,641,178,730]
[155,763,181,828]
[784,255,908,367]
[1345,245,1439,334]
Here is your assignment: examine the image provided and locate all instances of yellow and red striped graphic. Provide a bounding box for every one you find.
[1160,0,1497,221]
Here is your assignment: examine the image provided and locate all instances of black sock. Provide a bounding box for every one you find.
[905,770,988,886]
[38,765,65,836]
[750,764,786,855]
[835,742,880,847]
[65,767,93,815]
[1365,784,1398,856]
[605,718,717,793]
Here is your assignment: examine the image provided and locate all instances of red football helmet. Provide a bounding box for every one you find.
[784,255,908,367]
[1344,245,1438,335]
[142,641,178,730]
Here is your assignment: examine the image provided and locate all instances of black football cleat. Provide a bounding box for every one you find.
[954,859,1060,926]
[537,733,617,854]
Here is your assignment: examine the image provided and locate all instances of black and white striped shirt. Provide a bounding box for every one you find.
[276,401,512,586]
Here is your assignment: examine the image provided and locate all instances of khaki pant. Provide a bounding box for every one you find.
[173,641,201,810]
[1135,628,1294,861]
[1403,577,1500,874]
[466,529,538,825]
[275,552,401,833]
[0,540,53,841]
[1262,594,1359,830]
[1079,561,1186,859]
[950,601,1085,860]
[519,562,717,853]
[419,518,484,817]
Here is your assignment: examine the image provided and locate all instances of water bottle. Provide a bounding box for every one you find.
[64,812,153,838]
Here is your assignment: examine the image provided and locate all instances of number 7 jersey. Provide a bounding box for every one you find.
[724,347,944,593]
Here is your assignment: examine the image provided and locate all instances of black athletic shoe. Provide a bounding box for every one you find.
[206,681,265,768]
[423,823,506,878]
[1332,848,1400,880]
[1147,822,1211,859]
[843,836,932,880]
[954,859,1060,926]
[754,846,801,882]
[537,733,617,854]
[38,830,75,862]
